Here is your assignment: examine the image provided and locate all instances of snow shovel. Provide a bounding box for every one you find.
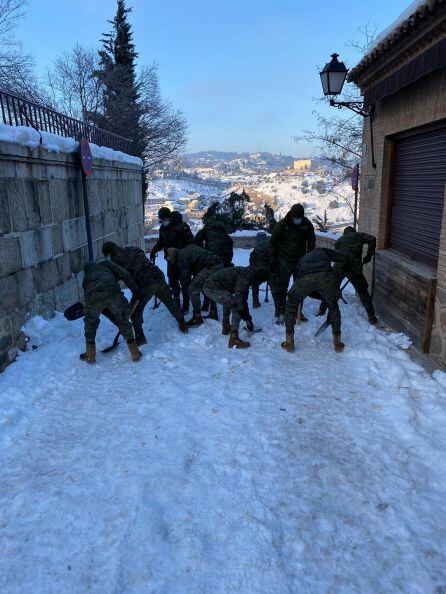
[101,300,140,353]
[314,279,350,337]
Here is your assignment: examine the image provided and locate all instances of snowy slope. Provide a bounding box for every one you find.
[1,250,446,593]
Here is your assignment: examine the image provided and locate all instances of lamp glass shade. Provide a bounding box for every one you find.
[319,53,348,96]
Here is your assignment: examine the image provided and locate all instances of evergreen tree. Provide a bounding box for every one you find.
[263,203,276,233]
[94,0,144,157]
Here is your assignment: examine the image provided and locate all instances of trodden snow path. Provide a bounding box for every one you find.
[1,250,446,594]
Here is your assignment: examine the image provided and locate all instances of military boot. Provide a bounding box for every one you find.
[204,303,218,321]
[178,318,189,334]
[366,306,378,325]
[333,332,345,353]
[127,339,142,362]
[222,319,231,335]
[186,311,204,327]
[135,331,147,346]
[281,331,295,353]
[80,342,96,364]
[228,330,250,349]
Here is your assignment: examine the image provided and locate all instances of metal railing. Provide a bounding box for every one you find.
[0,89,133,154]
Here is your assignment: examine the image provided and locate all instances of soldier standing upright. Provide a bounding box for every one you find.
[269,204,315,324]
[195,219,233,267]
[102,242,188,346]
[150,207,194,311]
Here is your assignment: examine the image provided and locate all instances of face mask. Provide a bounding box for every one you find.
[293,218,302,226]
[161,220,170,227]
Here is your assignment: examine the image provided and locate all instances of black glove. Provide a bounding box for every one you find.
[149,249,157,263]
[270,261,278,274]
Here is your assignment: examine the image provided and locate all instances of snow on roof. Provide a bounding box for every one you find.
[349,0,441,83]
[0,124,143,167]
[367,0,428,56]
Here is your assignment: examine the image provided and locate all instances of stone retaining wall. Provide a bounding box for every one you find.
[0,141,143,371]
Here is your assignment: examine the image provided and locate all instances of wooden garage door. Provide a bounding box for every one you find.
[390,126,446,268]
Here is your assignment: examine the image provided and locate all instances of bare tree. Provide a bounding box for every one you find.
[0,0,39,99]
[46,45,103,121]
[138,63,187,173]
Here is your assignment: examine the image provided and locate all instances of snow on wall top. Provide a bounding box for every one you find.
[0,124,143,167]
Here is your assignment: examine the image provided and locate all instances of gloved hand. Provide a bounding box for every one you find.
[131,289,143,303]
[270,261,278,274]
[246,317,254,331]
[149,249,157,263]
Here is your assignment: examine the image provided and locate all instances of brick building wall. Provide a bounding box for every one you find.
[0,141,143,372]
[359,68,446,362]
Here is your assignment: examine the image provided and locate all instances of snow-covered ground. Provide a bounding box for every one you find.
[146,178,225,204]
[1,249,446,593]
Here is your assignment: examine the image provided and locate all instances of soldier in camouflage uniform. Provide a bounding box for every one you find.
[249,231,270,308]
[195,220,233,267]
[317,226,377,324]
[102,242,188,346]
[81,261,142,364]
[203,265,269,349]
[166,244,223,327]
[150,207,195,311]
[269,204,316,324]
[282,248,351,354]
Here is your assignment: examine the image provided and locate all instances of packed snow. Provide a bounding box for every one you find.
[1,249,446,593]
[0,124,143,166]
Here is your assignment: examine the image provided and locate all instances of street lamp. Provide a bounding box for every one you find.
[319,53,376,168]
[320,53,348,96]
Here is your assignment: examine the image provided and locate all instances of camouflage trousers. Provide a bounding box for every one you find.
[203,285,250,332]
[189,263,223,313]
[84,293,134,343]
[269,260,298,316]
[131,278,183,336]
[319,264,374,316]
[285,271,341,334]
[167,261,189,308]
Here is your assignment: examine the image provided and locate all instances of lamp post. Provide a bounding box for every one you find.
[319,53,376,168]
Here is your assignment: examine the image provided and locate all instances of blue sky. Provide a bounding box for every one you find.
[17,0,410,156]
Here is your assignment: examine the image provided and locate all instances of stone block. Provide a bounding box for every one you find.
[0,182,12,234]
[51,223,63,256]
[33,259,58,294]
[38,180,52,225]
[69,247,84,275]
[0,236,22,278]
[429,330,443,357]
[23,179,41,227]
[0,274,20,313]
[9,180,28,232]
[16,268,34,307]
[67,177,84,219]
[53,278,79,312]
[55,253,71,283]
[49,179,69,222]
[62,218,87,252]
[20,227,53,268]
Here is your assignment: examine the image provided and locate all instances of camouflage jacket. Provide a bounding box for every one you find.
[82,261,140,303]
[110,246,164,287]
[177,244,222,288]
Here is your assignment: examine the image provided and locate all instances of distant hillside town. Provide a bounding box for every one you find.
[145,151,354,237]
